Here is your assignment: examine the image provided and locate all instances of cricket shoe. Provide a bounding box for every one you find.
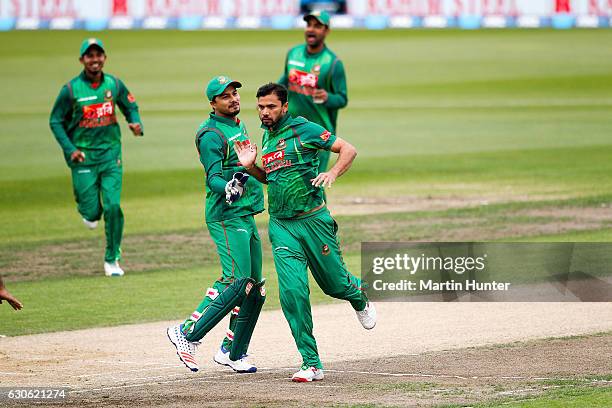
[167,324,200,372]
[82,218,98,229]
[213,345,257,373]
[355,302,377,330]
[104,261,124,277]
[291,366,324,382]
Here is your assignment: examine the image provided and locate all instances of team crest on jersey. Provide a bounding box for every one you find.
[320,130,331,141]
[312,64,321,74]
[104,90,113,101]
[321,244,331,256]
[276,138,286,150]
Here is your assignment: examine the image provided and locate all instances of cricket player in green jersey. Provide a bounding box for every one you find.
[49,38,143,277]
[234,83,376,383]
[167,76,266,374]
[279,10,348,175]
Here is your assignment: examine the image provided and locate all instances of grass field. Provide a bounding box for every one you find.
[1,29,612,337]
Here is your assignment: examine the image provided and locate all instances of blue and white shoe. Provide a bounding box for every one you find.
[213,345,257,373]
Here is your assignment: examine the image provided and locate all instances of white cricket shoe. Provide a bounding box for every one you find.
[167,324,199,372]
[356,302,377,330]
[82,218,98,229]
[104,261,124,277]
[213,345,257,373]
[292,366,324,382]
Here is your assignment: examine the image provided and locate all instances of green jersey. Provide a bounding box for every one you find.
[261,114,336,219]
[49,71,142,167]
[279,44,347,134]
[196,113,264,223]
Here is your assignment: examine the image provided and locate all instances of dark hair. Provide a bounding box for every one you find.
[256,83,288,105]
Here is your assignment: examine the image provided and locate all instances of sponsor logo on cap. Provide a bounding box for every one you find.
[88,38,97,45]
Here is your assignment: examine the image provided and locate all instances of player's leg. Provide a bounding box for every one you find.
[71,165,103,227]
[300,209,371,315]
[269,217,324,376]
[99,159,124,265]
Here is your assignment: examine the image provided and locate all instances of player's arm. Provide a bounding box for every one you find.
[311,137,356,188]
[199,132,230,194]
[49,85,81,161]
[0,275,23,310]
[318,59,348,109]
[233,141,267,184]
[116,78,143,136]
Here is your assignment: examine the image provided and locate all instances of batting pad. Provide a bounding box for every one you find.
[185,277,255,342]
[230,279,266,361]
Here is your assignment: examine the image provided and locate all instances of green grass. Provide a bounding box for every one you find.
[438,385,612,408]
[1,29,611,336]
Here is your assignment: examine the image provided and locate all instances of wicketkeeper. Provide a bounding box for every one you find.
[167,76,265,373]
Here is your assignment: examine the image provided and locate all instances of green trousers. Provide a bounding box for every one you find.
[183,215,262,350]
[71,159,123,263]
[269,207,367,369]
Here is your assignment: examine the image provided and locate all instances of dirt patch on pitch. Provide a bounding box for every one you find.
[5,333,610,408]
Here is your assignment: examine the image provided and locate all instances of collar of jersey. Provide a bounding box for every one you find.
[209,112,240,127]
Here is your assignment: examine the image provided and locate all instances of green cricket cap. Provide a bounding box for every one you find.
[80,38,105,57]
[206,75,242,101]
[304,10,331,27]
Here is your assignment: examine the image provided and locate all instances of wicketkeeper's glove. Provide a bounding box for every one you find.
[225,172,250,205]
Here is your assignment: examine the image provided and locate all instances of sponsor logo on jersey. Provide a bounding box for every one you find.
[79,101,117,128]
[320,130,331,141]
[262,150,284,166]
[288,68,318,90]
[276,138,286,150]
[206,287,219,300]
[262,150,292,173]
[322,244,331,256]
[104,90,113,101]
[127,92,136,103]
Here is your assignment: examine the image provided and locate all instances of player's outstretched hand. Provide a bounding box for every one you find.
[129,123,143,136]
[233,141,257,169]
[0,287,23,310]
[311,171,337,188]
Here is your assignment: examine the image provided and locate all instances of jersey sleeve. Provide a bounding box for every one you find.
[299,122,337,151]
[324,59,348,109]
[116,78,143,133]
[198,131,228,194]
[49,85,77,156]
